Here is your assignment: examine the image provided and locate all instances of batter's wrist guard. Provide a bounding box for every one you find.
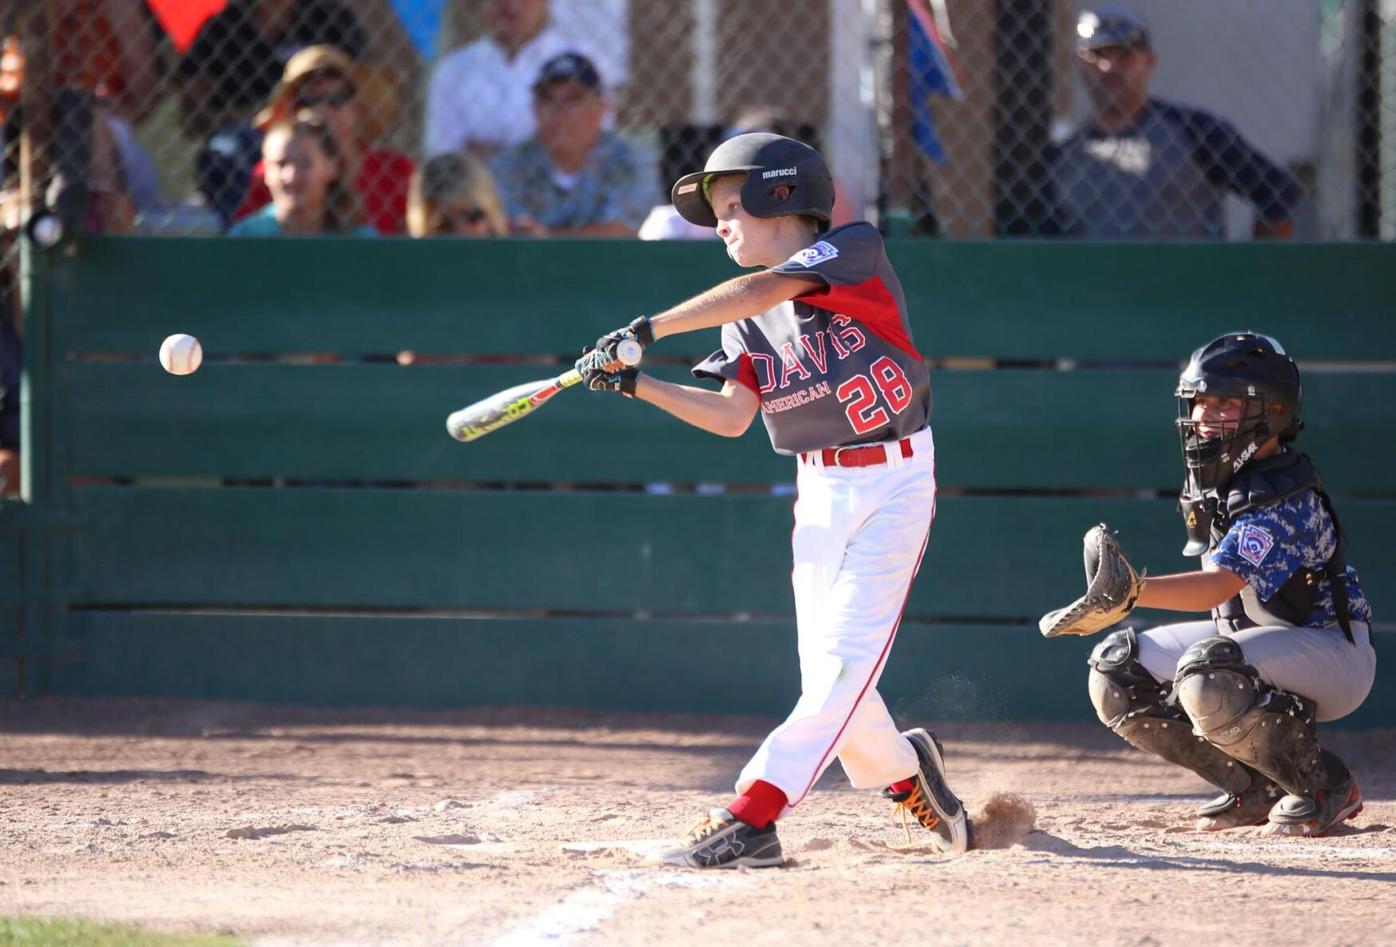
[593,317,651,368]
[627,315,654,348]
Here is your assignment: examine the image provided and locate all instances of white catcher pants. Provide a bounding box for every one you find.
[1136,619,1376,722]
[737,426,936,816]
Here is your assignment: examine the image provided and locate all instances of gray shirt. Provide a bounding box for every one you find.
[693,222,931,455]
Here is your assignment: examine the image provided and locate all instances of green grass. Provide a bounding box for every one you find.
[0,917,242,947]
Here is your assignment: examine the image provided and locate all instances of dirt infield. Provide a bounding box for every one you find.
[1,698,1392,946]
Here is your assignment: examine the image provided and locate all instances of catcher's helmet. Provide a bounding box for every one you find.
[671,132,834,227]
[1175,332,1303,493]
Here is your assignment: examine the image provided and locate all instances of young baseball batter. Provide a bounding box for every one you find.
[575,133,969,868]
[1058,333,1375,836]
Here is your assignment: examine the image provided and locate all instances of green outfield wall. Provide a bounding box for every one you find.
[1,238,1392,726]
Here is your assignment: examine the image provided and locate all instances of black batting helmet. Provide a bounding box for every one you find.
[671,132,834,227]
[1175,332,1303,493]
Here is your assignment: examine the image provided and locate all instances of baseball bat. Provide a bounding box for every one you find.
[445,339,642,443]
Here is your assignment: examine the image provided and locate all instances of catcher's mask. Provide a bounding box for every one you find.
[1175,331,1302,496]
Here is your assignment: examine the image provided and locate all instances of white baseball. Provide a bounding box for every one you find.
[159,334,203,375]
[616,338,644,366]
[31,215,62,247]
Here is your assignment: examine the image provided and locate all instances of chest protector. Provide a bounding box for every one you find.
[1193,451,1355,643]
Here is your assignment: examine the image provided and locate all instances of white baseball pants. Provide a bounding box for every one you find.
[737,426,936,816]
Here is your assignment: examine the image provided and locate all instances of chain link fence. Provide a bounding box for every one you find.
[0,0,1391,497]
[0,0,1392,246]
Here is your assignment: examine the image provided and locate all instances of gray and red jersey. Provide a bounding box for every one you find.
[693,222,930,455]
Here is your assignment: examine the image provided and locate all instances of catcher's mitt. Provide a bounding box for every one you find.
[1039,523,1145,638]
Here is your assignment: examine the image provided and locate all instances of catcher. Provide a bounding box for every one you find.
[1041,332,1376,836]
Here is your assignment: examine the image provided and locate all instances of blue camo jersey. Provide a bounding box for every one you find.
[1209,490,1372,628]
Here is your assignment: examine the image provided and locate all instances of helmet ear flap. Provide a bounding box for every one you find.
[1273,403,1304,441]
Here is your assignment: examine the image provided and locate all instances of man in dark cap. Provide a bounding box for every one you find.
[488,52,654,237]
[1036,3,1299,239]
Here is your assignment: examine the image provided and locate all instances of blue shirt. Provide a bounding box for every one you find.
[1210,489,1372,629]
[489,130,656,233]
[226,205,377,237]
[1037,99,1300,238]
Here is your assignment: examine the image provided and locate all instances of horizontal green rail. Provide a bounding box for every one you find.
[67,487,1396,620]
[900,242,1396,360]
[63,362,1396,491]
[48,610,1396,727]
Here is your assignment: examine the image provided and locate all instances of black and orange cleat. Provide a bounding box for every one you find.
[884,728,970,854]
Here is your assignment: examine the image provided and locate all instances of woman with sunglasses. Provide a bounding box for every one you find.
[407,154,508,238]
[234,45,415,235]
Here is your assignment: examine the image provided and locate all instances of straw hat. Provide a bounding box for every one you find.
[253,44,400,143]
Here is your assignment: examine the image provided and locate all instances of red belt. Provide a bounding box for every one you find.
[803,437,914,468]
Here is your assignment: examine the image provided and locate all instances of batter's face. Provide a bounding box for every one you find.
[708,175,788,268]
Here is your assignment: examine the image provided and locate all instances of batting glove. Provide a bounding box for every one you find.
[579,361,639,397]
[593,315,654,365]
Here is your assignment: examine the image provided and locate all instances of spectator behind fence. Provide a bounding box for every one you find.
[424,0,615,159]
[53,0,165,221]
[177,0,365,140]
[0,0,164,234]
[489,52,654,237]
[179,0,365,224]
[1034,3,1299,239]
[227,114,374,236]
[236,45,414,234]
[407,153,507,238]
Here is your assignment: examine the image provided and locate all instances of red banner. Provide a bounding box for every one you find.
[146,0,228,54]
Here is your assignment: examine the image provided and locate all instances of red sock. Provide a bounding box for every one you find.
[888,777,916,795]
[726,780,787,829]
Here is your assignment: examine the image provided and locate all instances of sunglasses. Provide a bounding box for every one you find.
[295,88,355,110]
[433,207,489,230]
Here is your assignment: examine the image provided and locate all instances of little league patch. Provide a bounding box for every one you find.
[1238,523,1276,566]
